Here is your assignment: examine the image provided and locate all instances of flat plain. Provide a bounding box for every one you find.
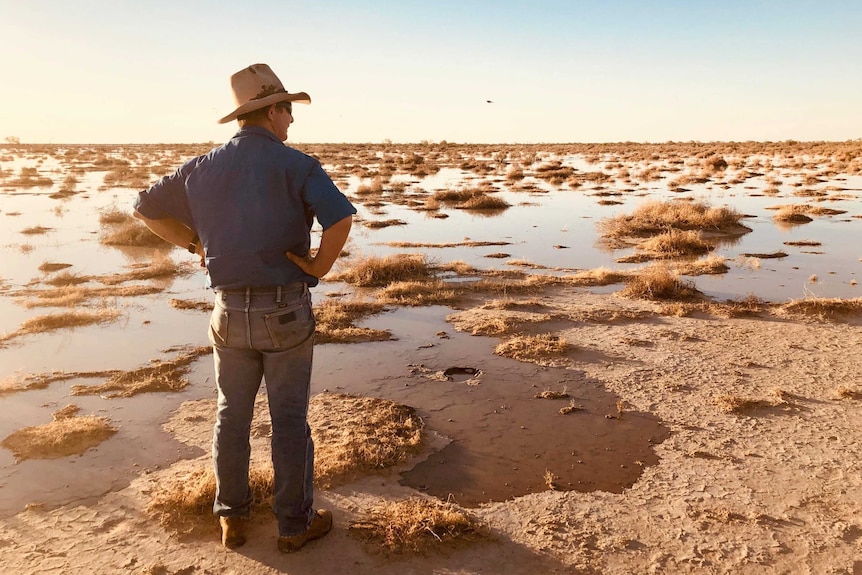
[0,140,861,574]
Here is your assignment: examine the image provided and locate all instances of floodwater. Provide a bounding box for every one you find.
[0,144,859,515]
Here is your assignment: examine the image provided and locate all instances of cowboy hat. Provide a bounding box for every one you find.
[217,63,311,124]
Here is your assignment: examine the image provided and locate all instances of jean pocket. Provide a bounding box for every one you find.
[262,301,314,349]
[209,305,230,346]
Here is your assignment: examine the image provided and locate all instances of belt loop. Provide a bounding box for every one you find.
[245,287,251,306]
[276,285,282,303]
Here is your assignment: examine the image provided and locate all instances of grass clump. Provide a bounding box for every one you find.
[21,285,162,308]
[776,297,862,321]
[432,186,510,211]
[771,205,813,223]
[314,299,393,343]
[674,255,729,276]
[563,267,631,287]
[147,463,272,537]
[71,346,211,398]
[99,209,171,247]
[0,309,122,345]
[377,280,461,307]
[1,415,117,461]
[311,393,424,488]
[599,199,745,238]
[330,254,433,287]
[714,395,772,414]
[349,498,489,554]
[494,333,572,363]
[99,253,183,285]
[619,265,701,301]
[638,229,712,258]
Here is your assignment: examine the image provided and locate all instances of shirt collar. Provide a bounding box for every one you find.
[233,125,282,144]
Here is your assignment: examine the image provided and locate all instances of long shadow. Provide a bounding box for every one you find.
[231,509,576,575]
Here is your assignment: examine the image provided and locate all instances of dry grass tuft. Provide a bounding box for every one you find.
[168,299,213,311]
[494,333,572,363]
[21,226,52,235]
[377,280,461,307]
[619,265,701,301]
[560,400,584,415]
[71,346,211,398]
[330,254,433,287]
[349,498,489,553]
[0,415,117,461]
[638,229,712,258]
[364,218,407,229]
[314,299,392,343]
[311,393,424,488]
[432,186,510,211]
[0,309,122,345]
[38,262,73,273]
[52,404,81,420]
[99,210,171,247]
[535,389,570,399]
[99,252,183,285]
[599,199,745,238]
[714,395,772,414]
[836,387,862,400]
[776,297,862,321]
[563,267,631,287]
[43,271,90,287]
[21,285,162,308]
[674,255,729,276]
[147,463,272,537]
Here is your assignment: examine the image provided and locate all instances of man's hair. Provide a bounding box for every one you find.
[237,105,272,126]
[237,102,292,127]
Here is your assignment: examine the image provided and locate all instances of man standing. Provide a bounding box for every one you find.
[133,63,356,552]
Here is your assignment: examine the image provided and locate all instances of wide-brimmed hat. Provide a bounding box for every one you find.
[217,63,311,124]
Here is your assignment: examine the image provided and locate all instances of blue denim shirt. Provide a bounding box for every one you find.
[133,126,356,289]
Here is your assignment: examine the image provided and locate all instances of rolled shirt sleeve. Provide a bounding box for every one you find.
[133,160,197,228]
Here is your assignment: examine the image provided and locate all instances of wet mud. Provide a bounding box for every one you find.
[313,305,670,506]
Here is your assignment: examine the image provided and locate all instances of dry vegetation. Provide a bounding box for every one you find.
[349,498,490,554]
[314,299,392,343]
[775,297,862,321]
[70,346,211,398]
[599,199,747,239]
[618,265,702,301]
[0,309,122,345]
[494,333,573,364]
[99,208,171,247]
[0,413,117,461]
[330,254,434,287]
[148,393,425,534]
[310,393,424,488]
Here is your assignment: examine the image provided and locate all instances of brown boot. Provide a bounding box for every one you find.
[277,509,333,553]
[220,515,247,549]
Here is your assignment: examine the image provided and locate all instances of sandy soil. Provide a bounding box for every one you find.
[1,290,861,574]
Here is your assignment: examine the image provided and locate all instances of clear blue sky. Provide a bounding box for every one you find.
[1,0,860,144]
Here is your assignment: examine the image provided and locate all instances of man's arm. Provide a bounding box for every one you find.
[285,215,352,278]
[133,210,203,259]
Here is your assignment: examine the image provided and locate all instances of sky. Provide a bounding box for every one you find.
[1,0,860,144]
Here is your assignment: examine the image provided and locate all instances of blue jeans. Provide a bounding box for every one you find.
[208,283,315,536]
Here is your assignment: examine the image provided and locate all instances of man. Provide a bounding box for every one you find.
[133,63,356,552]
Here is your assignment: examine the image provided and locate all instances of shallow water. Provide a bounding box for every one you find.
[0,145,860,514]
